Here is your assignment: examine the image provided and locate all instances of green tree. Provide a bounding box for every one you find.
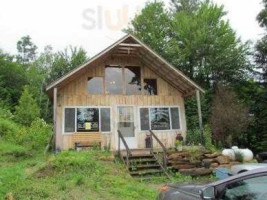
[16,35,38,64]
[0,50,27,109]
[127,0,252,137]
[253,0,267,151]
[170,0,199,13]
[14,86,40,126]
[47,46,87,83]
[126,2,171,57]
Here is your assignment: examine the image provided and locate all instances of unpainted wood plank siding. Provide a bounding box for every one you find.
[57,55,187,150]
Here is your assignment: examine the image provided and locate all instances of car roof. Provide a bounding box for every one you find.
[208,167,267,187]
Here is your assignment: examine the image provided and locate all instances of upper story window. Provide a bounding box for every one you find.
[88,77,103,94]
[105,66,123,94]
[144,79,157,95]
[125,66,141,95]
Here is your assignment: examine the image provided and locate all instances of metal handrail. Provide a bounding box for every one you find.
[118,130,132,169]
[149,130,167,170]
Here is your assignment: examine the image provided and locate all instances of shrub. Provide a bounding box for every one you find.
[24,118,52,150]
[0,118,20,139]
[0,107,14,120]
[186,125,216,152]
[235,151,244,162]
[186,129,202,145]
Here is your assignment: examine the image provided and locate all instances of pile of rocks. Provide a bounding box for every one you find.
[167,150,240,176]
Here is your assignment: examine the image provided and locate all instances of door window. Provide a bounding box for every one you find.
[118,107,135,137]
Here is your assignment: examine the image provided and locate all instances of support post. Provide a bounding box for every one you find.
[53,87,58,151]
[196,90,203,144]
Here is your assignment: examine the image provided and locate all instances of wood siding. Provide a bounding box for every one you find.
[56,55,187,150]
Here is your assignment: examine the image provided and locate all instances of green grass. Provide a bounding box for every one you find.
[0,141,216,200]
[0,142,157,200]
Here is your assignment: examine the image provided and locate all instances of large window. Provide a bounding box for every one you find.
[63,107,111,133]
[88,77,103,94]
[105,66,123,94]
[150,108,170,130]
[125,66,141,95]
[140,107,181,131]
[77,108,99,132]
[144,79,157,95]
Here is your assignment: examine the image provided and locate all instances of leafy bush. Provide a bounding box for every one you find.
[186,129,202,145]
[0,117,51,151]
[0,107,14,120]
[0,118,20,139]
[186,125,216,151]
[203,125,216,152]
[23,118,52,150]
[235,151,244,162]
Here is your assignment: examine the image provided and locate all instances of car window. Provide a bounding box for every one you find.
[220,175,267,200]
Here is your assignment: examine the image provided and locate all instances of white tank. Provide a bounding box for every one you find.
[239,149,254,161]
[222,149,235,160]
[222,147,254,162]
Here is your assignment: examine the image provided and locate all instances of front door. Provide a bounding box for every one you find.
[117,106,137,149]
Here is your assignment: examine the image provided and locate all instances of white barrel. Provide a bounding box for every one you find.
[222,149,235,160]
[239,149,253,161]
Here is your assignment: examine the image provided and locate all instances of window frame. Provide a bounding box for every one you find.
[138,106,182,132]
[62,106,112,134]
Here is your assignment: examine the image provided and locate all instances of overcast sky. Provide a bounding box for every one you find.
[0,0,264,57]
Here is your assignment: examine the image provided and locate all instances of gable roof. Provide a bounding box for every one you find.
[46,34,204,97]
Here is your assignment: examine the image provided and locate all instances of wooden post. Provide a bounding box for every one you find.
[196,90,203,144]
[53,87,57,151]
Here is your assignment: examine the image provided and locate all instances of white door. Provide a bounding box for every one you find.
[117,106,137,149]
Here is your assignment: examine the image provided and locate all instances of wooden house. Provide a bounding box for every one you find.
[46,34,204,152]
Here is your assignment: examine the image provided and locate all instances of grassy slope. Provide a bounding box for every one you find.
[0,142,157,200]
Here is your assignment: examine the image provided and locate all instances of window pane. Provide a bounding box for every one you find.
[140,108,150,130]
[171,107,180,129]
[144,79,157,95]
[100,108,111,132]
[64,108,75,132]
[221,176,267,200]
[125,66,141,95]
[88,77,103,94]
[150,108,170,130]
[105,66,122,94]
[77,108,99,132]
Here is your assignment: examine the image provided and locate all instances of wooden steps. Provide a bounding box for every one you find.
[121,152,168,179]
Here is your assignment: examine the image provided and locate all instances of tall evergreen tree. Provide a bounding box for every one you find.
[14,86,40,126]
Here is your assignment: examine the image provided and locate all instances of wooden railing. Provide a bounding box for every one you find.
[118,130,132,169]
[149,130,168,170]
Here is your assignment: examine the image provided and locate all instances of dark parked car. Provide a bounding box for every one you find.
[157,168,267,200]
